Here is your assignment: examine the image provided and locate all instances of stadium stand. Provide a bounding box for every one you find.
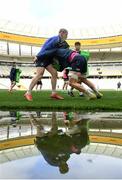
[90,52,122,61]
[0,19,122,90]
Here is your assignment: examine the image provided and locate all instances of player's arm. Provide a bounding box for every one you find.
[58,41,70,49]
[33,56,37,63]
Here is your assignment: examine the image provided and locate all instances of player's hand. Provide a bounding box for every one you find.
[33,57,37,63]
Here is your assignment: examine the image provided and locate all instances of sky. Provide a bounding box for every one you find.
[0,0,122,29]
[0,154,122,179]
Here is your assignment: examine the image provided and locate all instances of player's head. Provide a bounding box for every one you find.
[12,62,16,67]
[59,161,69,174]
[75,41,81,51]
[71,145,81,154]
[59,28,68,41]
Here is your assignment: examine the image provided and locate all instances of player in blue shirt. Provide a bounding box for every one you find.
[24,29,69,101]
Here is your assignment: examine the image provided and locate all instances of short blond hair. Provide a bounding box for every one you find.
[59,28,68,33]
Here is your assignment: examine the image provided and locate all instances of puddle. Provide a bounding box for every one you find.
[0,111,122,179]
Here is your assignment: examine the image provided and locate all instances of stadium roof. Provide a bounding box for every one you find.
[0,18,122,39]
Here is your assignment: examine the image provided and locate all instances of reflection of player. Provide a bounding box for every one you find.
[36,111,42,118]
[63,112,80,125]
[63,113,90,152]
[31,113,69,174]
[35,79,43,91]
[69,119,90,154]
[31,112,89,174]
[9,111,21,127]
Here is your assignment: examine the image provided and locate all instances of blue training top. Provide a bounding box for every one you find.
[37,36,69,59]
[10,67,16,78]
[55,48,73,60]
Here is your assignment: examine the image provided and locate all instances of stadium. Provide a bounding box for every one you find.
[0,19,122,110]
[0,0,122,179]
[0,19,122,91]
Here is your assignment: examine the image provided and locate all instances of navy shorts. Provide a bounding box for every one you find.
[37,80,42,85]
[70,55,87,74]
[35,57,53,68]
[63,78,69,81]
[10,75,16,82]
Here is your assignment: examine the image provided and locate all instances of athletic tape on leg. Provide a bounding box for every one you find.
[71,74,78,81]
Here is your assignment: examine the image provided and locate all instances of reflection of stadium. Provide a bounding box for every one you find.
[0,20,122,90]
[0,111,122,164]
[1,143,121,164]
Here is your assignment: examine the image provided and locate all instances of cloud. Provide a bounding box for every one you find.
[0,0,122,29]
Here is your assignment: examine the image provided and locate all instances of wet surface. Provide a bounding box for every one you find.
[0,111,122,179]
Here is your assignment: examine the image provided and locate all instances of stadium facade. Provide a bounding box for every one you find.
[0,19,122,90]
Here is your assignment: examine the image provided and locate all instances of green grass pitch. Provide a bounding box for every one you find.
[0,90,122,111]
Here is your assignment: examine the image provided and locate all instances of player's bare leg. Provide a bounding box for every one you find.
[80,77,103,99]
[69,72,96,100]
[9,81,16,92]
[24,67,45,101]
[46,64,64,100]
